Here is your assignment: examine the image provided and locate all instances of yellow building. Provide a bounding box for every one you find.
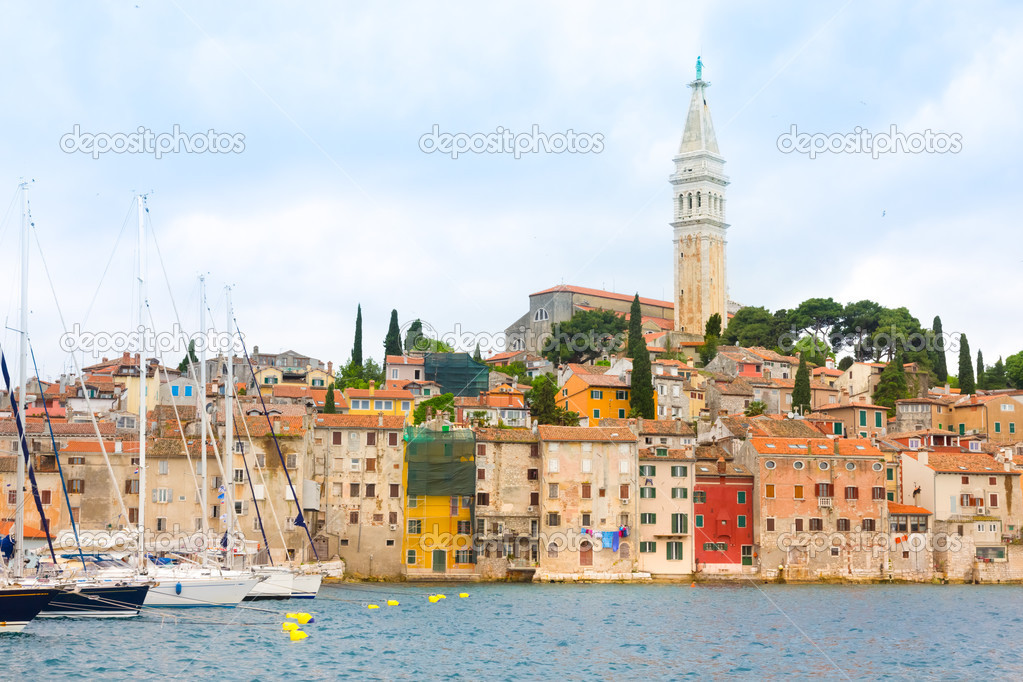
[951,394,1022,443]
[558,373,634,424]
[402,425,478,577]
[345,382,414,420]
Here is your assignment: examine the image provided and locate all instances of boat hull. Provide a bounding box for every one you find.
[37,584,150,618]
[244,571,294,601]
[291,573,323,599]
[144,577,260,607]
[0,587,59,632]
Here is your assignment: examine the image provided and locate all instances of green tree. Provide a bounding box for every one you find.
[698,333,718,366]
[704,312,722,339]
[626,294,644,359]
[872,352,909,416]
[404,319,424,353]
[838,356,854,371]
[543,309,627,365]
[722,306,777,348]
[384,309,402,357]
[792,354,811,415]
[931,316,948,382]
[744,400,767,416]
[630,350,655,419]
[472,342,482,363]
[352,304,363,367]
[1006,351,1023,389]
[976,350,986,390]
[527,374,559,425]
[491,361,533,387]
[323,388,336,414]
[336,356,385,390]
[985,357,1008,390]
[177,339,198,374]
[958,334,975,395]
[840,300,884,360]
[791,298,844,352]
[413,393,455,425]
[793,335,833,362]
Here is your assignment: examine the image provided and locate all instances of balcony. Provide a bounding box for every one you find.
[818,497,833,508]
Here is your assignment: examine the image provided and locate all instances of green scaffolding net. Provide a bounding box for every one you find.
[404,425,477,497]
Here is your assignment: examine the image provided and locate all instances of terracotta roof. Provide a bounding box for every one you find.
[906,451,1018,475]
[241,415,305,437]
[270,385,317,400]
[313,414,405,429]
[597,418,696,436]
[693,459,752,476]
[310,388,349,410]
[745,347,798,364]
[572,373,628,388]
[817,400,886,411]
[484,351,522,363]
[713,378,754,396]
[474,428,538,443]
[0,420,116,436]
[695,444,733,461]
[531,285,673,309]
[813,367,844,377]
[565,363,609,375]
[0,521,50,539]
[385,355,424,366]
[888,503,932,515]
[538,426,637,442]
[60,440,141,454]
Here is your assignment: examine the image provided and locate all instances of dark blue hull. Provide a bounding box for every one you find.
[0,587,58,632]
[39,584,150,618]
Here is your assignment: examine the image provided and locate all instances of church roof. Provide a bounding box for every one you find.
[678,69,720,155]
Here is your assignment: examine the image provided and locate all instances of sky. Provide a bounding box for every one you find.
[0,0,1020,382]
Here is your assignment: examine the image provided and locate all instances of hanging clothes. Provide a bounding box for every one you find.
[611,533,620,552]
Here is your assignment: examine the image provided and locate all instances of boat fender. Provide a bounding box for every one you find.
[458,593,468,598]
[282,622,298,632]
[386,600,399,606]
[289,629,308,642]
[175,582,182,595]
[367,604,379,609]
[286,612,313,624]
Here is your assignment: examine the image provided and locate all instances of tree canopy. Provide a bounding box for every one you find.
[384,309,402,357]
[1006,351,1023,389]
[352,304,363,367]
[958,334,975,395]
[527,374,578,425]
[792,354,811,415]
[873,352,909,415]
[404,319,424,353]
[413,392,455,425]
[542,308,627,365]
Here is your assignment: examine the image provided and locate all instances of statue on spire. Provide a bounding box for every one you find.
[696,55,703,80]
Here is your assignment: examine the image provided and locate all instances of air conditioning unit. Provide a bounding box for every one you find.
[389,524,398,531]
[976,507,986,515]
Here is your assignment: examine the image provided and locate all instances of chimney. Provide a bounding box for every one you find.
[369,380,375,396]
[123,351,131,362]
[378,413,383,427]
[840,386,849,402]
[115,441,122,453]
[637,417,644,434]
[918,451,928,466]
[327,361,333,376]
[716,455,726,474]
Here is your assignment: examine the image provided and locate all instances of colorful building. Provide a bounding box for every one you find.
[693,449,755,575]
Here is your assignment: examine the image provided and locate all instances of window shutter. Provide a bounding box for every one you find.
[152,488,158,503]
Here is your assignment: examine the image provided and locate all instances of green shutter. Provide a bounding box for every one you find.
[875,411,883,428]
[696,514,703,528]
[859,410,867,426]
[737,515,746,528]
[737,491,746,504]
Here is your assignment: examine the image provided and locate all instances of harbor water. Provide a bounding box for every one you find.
[5,582,1023,679]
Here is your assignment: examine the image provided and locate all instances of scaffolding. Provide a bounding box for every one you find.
[422,352,489,398]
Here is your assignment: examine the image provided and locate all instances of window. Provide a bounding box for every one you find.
[695,514,703,528]
[764,460,776,470]
[171,385,179,397]
[765,484,775,498]
[548,459,559,473]
[619,459,629,474]
[407,550,417,565]
[184,385,193,397]
[154,488,171,503]
[766,518,775,532]
[408,519,422,534]
[592,409,600,420]
[388,432,399,447]
[794,485,804,500]
[640,542,656,553]
[845,486,859,500]
[875,411,883,428]
[671,513,688,534]
[616,390,628,400]
[990,493,999,508]
[641,513,656,524]
[640,487,656,499]
[693,491,706,503]
[639,465,656,476]
[156,517,167,532]
[737,491,747,504]
[581,483,591,499]
[995,422,1002,434]
[793,461,805,470]
[671,488,688,499]
[620,485,630,500]
[815,483,834,498]
[989,477,997,485]
[349,483,360,497]
[124,479,139,495]
[859,410,867,427]
[389,484,400,498]
[364,484,376,498]
[389,511,398,525]
[534,308,549,322]
[809,518,823,531]
[872,486,885,500]
[477,468,486,481]
[548,483,559,499]
[656,448,667,457]
[818,461,830,471]
[286,454,297,469]
[590,390,603,400]
[737,515,747,528]
[862,518,876,531]
[547,512,561,527]
[39,490,51,505]
[69,479,85,494]
[366,432,376,446]
[671,465,687,477]
[530,492,540,506]
[872,462,883,472]
[794,519,804,532]
[457,520,471,535]
[837,518,851,532]
[454,549,472,564]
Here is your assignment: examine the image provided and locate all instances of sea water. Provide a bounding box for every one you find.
[5,582,1022,679]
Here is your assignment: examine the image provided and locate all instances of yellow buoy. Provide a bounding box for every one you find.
[436,594,446,599]
[286,612,314,624]
[282,622,298,632]
[428,595,439,603]
[367,604,379,609]
[387,600,399,606]
[289,629,308,641]
[458,593,469,598]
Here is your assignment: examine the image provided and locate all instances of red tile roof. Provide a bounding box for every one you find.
[313,414,405,429]
[385,355,424,366]
[750,437,882,457]
[474,428,538,443]
[345,388,415,400]
[531,285,673,309]
[906,451,1018,475]
[888,503,932,515]
[538,426,638,442]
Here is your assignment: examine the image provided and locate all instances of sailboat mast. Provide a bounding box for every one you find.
[14,182,28,578]
[224,286,234,565]
[137,195,147,563]
[199,276,208,539]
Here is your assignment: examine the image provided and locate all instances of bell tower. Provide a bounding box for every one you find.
[671,56,729,335]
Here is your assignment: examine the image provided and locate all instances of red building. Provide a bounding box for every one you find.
[693,446,756,575]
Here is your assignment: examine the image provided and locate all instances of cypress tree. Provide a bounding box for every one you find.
[704,313,722,339]
[352,304,363,367]
[976,350,986,390]
[958,334,975,395]
[323,388,336,414]
[404,319,423,353]
[630,350,655,419]
[384,309,402,357]
[873,351,909,415]
[626,294,644,359]
[528,374,559,425]
[792,353,811,415]
[473,342,482,363]
[932,316,947,382]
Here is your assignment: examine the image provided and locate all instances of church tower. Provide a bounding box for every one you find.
[671,57,729,335]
